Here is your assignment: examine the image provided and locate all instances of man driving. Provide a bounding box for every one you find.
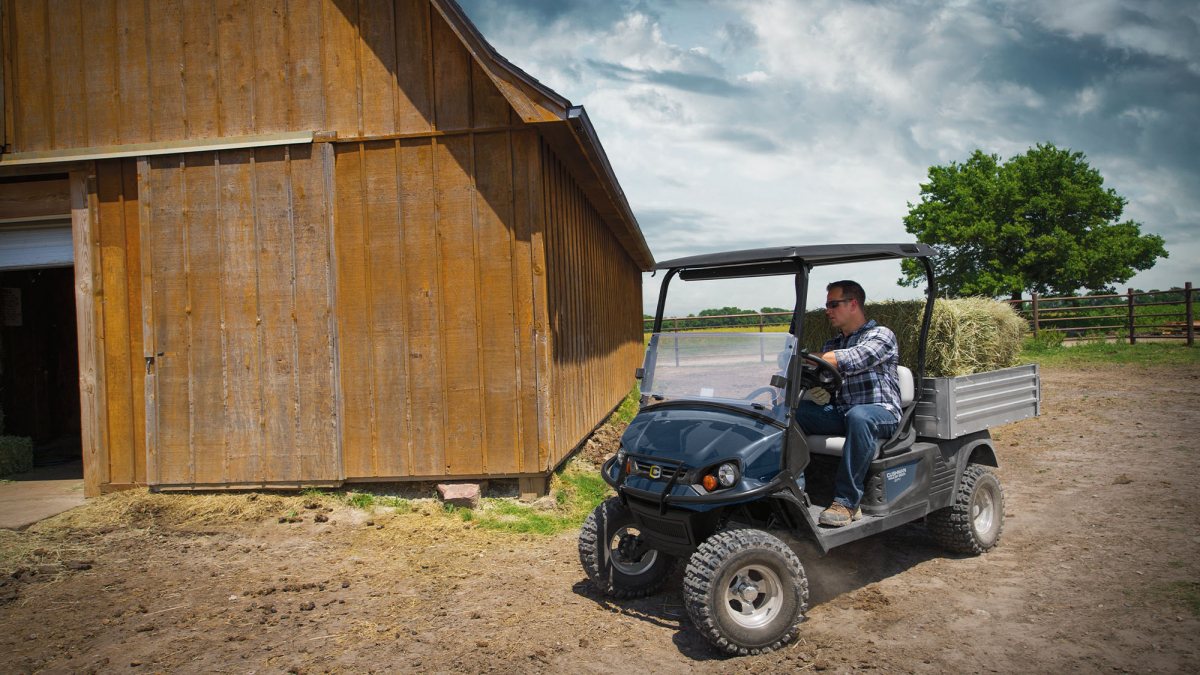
[798,281,901,527]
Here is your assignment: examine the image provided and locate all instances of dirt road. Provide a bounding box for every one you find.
[1,362,1198,674]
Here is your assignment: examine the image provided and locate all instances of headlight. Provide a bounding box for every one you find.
[717,463,739,487]
[616,446,627,467]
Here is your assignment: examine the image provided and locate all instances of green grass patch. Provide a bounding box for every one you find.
[608,386,641,426]
[470,462,611,536]
[1163,581,1200,616]
[380,496,411,511]
[343,492,377,510]
[1021,341,1200,366]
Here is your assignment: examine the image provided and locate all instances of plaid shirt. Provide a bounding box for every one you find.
[822,319,902,422]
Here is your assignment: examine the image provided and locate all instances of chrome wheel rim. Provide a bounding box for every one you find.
[722,564,784,628]
[972,484,996,536]
[609,526,657,575]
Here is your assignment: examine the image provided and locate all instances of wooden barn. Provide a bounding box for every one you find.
[0,0,652,497]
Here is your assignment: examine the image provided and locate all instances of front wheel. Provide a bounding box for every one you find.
[683,528,807,655]
[579,498,674,598]
[928,464,1005,554]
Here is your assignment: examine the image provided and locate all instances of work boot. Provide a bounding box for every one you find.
[819,502,861,527]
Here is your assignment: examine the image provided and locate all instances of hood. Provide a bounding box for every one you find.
[620,405,784,482]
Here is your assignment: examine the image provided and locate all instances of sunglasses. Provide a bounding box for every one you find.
[825,299,853,309]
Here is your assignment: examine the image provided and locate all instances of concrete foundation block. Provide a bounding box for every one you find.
[437,482,481,509]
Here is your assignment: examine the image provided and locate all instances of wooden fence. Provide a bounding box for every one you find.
[1006,284,1195,346]
[642,311,793,333]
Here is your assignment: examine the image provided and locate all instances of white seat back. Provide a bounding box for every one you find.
[898,365,914,407]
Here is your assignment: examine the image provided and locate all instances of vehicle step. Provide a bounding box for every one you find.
[804,502,928,552]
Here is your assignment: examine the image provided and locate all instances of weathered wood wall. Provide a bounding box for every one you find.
[331,129,553,479]
[93,159,145,489]
[541,142,643,468]
[137,146,340,487]
[2,0,646,490]
[0,177,70,216]
[2,0,514,153]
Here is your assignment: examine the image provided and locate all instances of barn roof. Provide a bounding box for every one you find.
[434,0,654,270]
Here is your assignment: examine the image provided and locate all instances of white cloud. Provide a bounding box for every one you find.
[462,0,1200,315]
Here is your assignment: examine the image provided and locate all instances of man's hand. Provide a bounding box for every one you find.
[809,387,831,406]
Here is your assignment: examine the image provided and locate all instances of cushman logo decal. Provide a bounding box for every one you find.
[886,467,907,482]
[648,465,662,479]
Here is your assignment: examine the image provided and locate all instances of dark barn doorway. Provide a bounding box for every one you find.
[1,266,82,466]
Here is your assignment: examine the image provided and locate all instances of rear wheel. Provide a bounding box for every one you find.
[683,528,807,655]
[928,464,1005,554]
[578,498,674,598]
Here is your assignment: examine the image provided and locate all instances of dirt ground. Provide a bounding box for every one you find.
[2,362,1198,674]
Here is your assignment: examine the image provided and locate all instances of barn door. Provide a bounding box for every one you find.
[138,146,342,488]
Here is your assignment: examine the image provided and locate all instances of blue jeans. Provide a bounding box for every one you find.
[796,402,898,509]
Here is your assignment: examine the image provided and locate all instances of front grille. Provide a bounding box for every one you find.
[636,514,688,540]
[630,459,679,481]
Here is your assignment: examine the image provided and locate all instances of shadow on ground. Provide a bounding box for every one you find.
[570,519,952,659]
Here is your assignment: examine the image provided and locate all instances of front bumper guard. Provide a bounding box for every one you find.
[602,454,788,513]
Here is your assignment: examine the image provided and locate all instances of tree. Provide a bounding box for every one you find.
[899,143,1168,299]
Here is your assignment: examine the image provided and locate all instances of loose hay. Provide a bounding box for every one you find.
[30,488,343,533]
[0,435,33,477]
[801,297,1027,377]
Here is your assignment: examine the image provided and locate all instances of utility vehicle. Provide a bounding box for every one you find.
[578,243,1041,655]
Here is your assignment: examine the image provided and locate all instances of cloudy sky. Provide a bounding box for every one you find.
[457,0,1200,317]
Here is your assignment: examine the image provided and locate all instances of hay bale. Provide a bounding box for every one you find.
[0,435,33,477]
[800,298,1027,377]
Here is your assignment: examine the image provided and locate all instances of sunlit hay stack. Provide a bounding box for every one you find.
[801,298,1027,377]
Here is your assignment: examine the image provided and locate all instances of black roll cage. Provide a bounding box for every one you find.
[637,243,938,507]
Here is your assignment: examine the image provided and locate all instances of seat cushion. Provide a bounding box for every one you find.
[807,435,885,459]
[808,367,911,459]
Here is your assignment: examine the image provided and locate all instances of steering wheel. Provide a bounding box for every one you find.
[800,352,843,391]
[744,386,779,403]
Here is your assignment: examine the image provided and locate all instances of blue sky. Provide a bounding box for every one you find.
[457,0,1200,316]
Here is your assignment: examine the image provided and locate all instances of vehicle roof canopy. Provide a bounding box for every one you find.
[654,243,936,279]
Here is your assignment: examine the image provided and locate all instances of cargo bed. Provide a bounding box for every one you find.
[913,364,1041,440]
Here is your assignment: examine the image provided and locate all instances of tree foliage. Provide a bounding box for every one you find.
[899,143,1168,299]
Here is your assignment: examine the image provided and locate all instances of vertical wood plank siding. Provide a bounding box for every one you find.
[138,146,339,487]
[539,139,642,469]
[4,0,512,153]
[94,160,148,487]
[328,126,640,480]
[5,0,645,488]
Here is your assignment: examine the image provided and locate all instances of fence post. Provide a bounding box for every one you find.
[1128,288,1136,345]
[1031,292,1039,338]
[1187,281,1194,347]
[673,317,679,333]
[758,313,764,333]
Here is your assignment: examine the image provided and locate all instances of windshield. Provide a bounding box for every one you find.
[641,332,796,420]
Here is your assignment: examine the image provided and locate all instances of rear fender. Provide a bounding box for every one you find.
[951,431,998,496]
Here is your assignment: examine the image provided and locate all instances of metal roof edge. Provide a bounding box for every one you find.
[565,106,654,270]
